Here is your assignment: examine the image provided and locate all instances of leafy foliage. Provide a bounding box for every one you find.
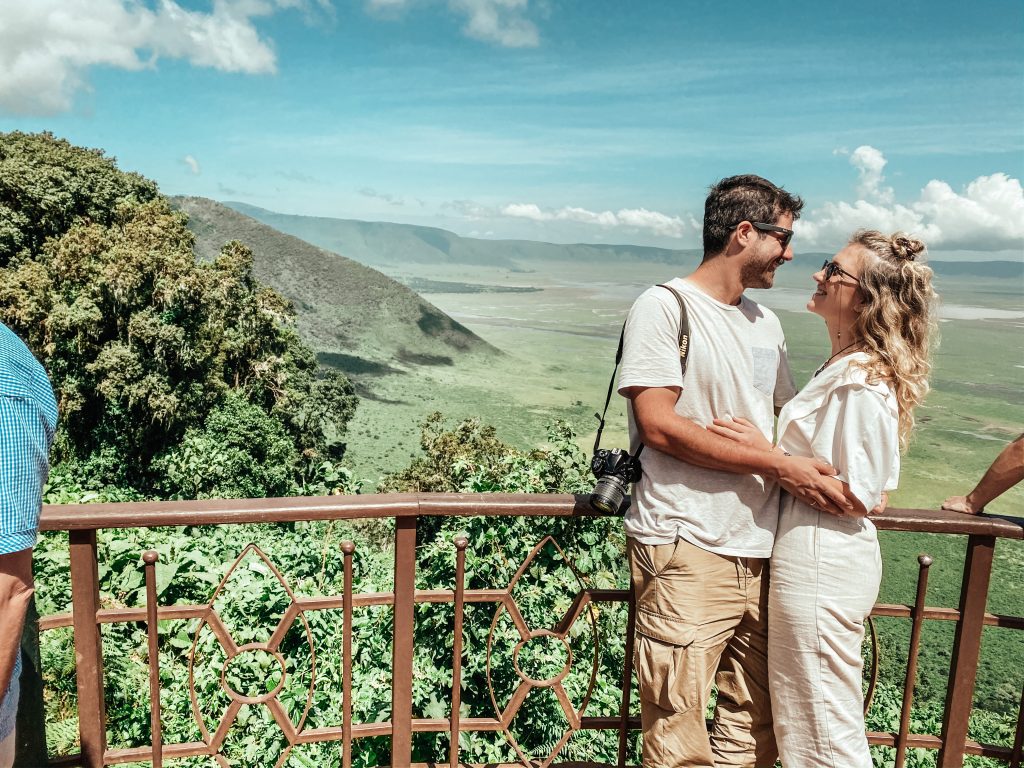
[152,391,298,499]
[36,416,639,765]
[0,131,158,267]
[0,132,358,497]
[379,412,590,495]
[358,415,633,763]
[32,415,1021,766]
[865,681,1014,768]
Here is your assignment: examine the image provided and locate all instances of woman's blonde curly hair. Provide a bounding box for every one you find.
[850,230,939,451]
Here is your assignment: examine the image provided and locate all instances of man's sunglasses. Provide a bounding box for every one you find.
[730,221,794,248]
[821,260,861,284]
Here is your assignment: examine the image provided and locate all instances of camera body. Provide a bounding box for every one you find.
[589,448,642,513]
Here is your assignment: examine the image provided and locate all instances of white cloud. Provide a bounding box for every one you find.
[359,186,404,206]
[0,0,538,114]
[912,174,1024,250]
[501,203,689,238]
[798,200,936,248]
[182,154,201,175]
[849,145,894,204]
[441,199,495,219]
[799,147,1024,251]
[0,0,322,115]
[449,0,538,47]
[366,0,539,47]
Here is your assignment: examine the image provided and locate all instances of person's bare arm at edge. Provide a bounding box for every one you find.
[942,434,1024,514]
[627,386,853,514]
[0,548,34,702]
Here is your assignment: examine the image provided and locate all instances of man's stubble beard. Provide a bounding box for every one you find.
[740,246,780,290]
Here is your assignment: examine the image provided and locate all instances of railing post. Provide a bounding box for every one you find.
[341,541,356,768]
[70,529,107,768]
[895,554,932,768]
[392,516,417,765]
[142,551,163,768]
[938,534,995,767]
[15,597,47,766]
[449,536,468,768]
[1010,681,1023,768]
[617,582,637,767]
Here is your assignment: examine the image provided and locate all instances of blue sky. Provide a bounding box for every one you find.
[1,0,1023,254]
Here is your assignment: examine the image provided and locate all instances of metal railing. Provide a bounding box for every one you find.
[24,494,1024,767]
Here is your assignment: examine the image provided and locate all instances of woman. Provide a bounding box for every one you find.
[709,230,937,767]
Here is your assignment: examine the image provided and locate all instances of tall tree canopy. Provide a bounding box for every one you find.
[0,131,158,268]
[0,131,357,498]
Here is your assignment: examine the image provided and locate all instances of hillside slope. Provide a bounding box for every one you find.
[172,197,496,370]
[224,201,700,268]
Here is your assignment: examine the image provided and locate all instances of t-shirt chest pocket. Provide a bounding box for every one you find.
[750,346,778,396]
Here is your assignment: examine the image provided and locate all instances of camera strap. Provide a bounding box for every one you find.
[593,283,691,456]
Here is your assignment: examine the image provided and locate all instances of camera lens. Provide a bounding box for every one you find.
[590,474,628,514]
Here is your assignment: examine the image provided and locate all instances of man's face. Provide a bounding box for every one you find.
[739,212,795,289]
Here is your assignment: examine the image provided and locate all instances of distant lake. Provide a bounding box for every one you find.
[760,288,1024,321]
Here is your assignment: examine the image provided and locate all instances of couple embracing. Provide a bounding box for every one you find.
[619,175,937,767]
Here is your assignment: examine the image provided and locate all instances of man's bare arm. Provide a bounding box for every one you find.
[943,434,1024,514]
[627,386,853,513]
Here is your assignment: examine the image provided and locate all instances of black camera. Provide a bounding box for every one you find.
[589,448,642,514]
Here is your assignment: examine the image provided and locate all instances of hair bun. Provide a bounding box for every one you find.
[891,233,925,261]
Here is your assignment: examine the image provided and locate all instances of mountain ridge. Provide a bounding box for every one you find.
[223,201,1024,279]
[223,201,702,268]
[171,196,498,374]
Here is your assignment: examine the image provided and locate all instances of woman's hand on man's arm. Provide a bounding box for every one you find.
[706,416,774,452]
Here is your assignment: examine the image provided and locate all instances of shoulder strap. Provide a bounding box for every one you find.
[592,284,692,455]
[655,283,691,378]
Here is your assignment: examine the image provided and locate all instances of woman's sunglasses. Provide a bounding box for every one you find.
[821,260,861,284]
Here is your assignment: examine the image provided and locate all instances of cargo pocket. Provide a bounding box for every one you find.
[635,629,701,714]
[630,538,700,643]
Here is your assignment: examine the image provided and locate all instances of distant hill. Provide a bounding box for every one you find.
[224,201,701,268]
[926,260,1024,279]
[172,197,496,373]
[223,203,1023,280]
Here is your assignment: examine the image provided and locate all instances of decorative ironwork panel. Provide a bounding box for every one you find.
[188,545,316,768]
[486,536,600,766]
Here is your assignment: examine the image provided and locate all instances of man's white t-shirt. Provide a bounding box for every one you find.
[617,278,797,558]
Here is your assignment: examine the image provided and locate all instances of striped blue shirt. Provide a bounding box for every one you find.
[0,322,57,738]
[0,323,58,555]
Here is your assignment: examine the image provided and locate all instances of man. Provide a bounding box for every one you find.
[618,175,851,767]
[0,322,58,768]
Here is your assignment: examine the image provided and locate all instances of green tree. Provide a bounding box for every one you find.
[0,132,357,497]
[0,130,158,266]
[152,391,299,499]
[379,412,589,495]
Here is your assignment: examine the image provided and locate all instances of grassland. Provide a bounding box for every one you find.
[335,255,1023,723]
[343,258,1023,507]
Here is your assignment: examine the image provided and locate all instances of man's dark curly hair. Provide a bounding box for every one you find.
[702,174,804,257]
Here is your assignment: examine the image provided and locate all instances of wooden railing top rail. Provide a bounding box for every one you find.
[38,492,1023,539]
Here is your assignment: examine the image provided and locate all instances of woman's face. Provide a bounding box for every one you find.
[807,244,866,326]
